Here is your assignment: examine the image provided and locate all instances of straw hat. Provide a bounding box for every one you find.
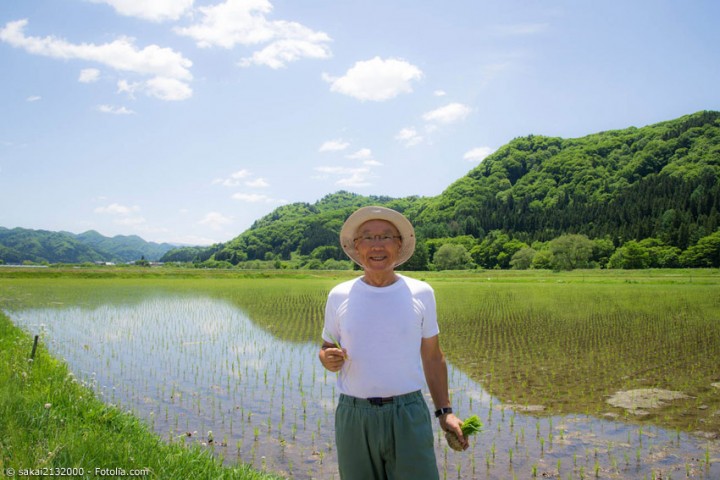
[340,206,416,268]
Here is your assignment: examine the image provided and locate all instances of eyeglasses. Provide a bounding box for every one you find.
[354,235,402,244]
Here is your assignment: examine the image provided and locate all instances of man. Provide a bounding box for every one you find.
[318,205,468,480]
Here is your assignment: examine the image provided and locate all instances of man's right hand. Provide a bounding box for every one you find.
[319,345,347,372]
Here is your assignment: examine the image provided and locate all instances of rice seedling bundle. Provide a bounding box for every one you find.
[445,415,483,451]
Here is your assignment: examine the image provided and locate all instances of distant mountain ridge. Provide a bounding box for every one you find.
[0,227,177,264]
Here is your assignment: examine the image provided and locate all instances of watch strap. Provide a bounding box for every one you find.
[434,407,453,418]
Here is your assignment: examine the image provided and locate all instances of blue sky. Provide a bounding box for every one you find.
[1,0,718,245]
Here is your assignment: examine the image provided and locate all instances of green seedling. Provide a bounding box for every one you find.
[325,331,348,360]
[445,415,483,451]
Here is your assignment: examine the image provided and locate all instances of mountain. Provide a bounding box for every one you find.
[0,227,177,264]
[173,110,719,269]
[74,230,175,262]
[410,110,720,246]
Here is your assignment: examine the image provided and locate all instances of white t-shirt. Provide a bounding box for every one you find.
[322,274,440,398]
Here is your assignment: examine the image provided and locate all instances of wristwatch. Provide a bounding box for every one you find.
[434,407,453,418]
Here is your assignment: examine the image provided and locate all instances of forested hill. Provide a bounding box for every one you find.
[164,110,719,269]
[413,109,720,247]
[0,228,176,264]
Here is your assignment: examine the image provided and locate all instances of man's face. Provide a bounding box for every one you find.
[353,219,402,273]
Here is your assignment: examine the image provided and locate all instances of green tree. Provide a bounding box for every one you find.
[322,259,352,270]
[680,230,720,267]
[303,259,324,270]
[531,249,554,269]
[433,244,474,270]
[398,239,430,271]
[510,247,536,270]
[638,238,681,268]
[548,234,594,270]
[470,230,510,269]
[591,238,615,267]
[608,241,650,269]
[311,245,342,262]
[135,255,150,267]
[499,239,529,269]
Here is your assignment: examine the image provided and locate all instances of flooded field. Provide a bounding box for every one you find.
[2,273,719,479]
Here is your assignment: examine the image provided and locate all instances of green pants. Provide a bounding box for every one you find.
[335,391,439,480]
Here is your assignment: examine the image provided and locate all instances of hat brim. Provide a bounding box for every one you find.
[340,206,416,268]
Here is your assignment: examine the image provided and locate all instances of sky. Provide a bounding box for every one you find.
[1,1,719,246]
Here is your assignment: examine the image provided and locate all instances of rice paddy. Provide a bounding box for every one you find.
[1,270,719,479]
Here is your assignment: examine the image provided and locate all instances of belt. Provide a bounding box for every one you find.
[366,396,394,406]
[339,391,422,408]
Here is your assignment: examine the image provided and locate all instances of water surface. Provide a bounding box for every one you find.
[5,287,719,479]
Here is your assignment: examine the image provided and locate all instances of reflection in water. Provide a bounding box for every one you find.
[6,296,719,479]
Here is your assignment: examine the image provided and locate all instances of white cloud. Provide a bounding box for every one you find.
[433,90,447,97]
[315,166,372,187]
[91,0,195,22]
[337,172,372,188]
[143,76,193,101]
[97,104,135,115]
[94,203,147,228]
[175,0,331,68]
[199,211,233,230]
[232,192,287,203]
[239,37,331,69]
[319,139,350,152]
[0,19,193,101]
[117,75,191,101]
[245,177,269,188]
[26,95,41,102]
[79,68,100,83]
[346,148,372,160]
[174,0,275,48]
[323,56,423,101]
[422,102,472,124]
[395,127,423,147]
[464,146,496,163]
[94,203,140,215]
[118,76,189,100]
[213,169,252,186]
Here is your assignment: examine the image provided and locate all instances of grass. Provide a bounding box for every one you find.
[0,310,283,480]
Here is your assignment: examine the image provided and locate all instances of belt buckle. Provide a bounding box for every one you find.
[367,396,392,406]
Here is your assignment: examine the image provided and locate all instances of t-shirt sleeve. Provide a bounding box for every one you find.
[322,292,340,345]
[421,286,440,338]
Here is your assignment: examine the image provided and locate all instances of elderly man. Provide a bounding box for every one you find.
[318,206,467,480]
